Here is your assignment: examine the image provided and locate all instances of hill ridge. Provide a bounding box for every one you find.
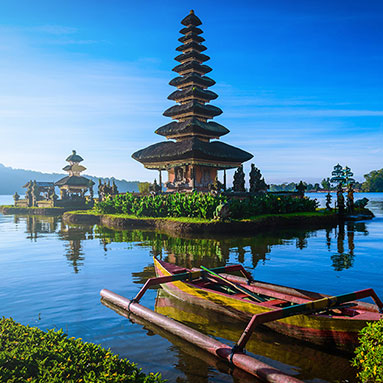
[0,163,139,195]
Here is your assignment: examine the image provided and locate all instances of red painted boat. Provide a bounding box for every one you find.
[153,257,383,352]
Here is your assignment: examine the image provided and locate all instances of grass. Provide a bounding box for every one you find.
[0,317,165,383]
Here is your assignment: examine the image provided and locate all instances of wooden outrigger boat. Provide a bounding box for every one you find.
[101,257,382,382]
[154,289,356,382]
[146,257,383,352]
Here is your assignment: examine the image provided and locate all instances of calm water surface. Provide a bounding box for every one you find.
[1,192,383,382]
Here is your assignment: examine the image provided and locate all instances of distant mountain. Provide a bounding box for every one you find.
[0,163,139,195]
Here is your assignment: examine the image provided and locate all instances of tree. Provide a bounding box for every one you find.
[361,169,383,192]
[138,182,151,194]
[330,164,355,186]
[321,178,331,190]
[343,166,355,184]
[249,164,267,193]
[331,164,344,185]
[269,182,296,192]
[233,165,245,192]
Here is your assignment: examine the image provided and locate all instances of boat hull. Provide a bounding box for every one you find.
[154,258,380,352]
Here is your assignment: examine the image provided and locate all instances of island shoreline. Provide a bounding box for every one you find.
[62,210,341,235]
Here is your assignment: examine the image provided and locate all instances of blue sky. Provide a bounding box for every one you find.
[0,0,382,183]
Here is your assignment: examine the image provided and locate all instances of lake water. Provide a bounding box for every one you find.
[1,192,383,382]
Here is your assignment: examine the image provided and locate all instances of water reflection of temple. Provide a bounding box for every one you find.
[94,226,315,271]
[92,223,367,275]
[58,223,94,273]
[16,215,96,272]
[19,215,59,241]
[326,222,367,271]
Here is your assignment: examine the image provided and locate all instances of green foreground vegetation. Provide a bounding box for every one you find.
[353,319,383,382]
[95,192,318,220]
[0,318,164,383]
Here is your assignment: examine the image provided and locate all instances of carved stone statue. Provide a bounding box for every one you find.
[296,181,307,198]
[111,180,118,195]
[346,184,354,213]
[31,180,40,206]
[98,179,115,201]
[13,192,20,202]
[249,164,268,193]
[48,188,56,202]
[354,198,369,209]
[337,183,345,215]
[25,180,33,207]
[214,202,231,221]
[149,179,161,195]
[209,176,223,196]
[89,185,94,200]
[233,165,245,192]
[98,179,103,199]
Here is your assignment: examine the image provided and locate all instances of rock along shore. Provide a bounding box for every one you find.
[0,206,71,216]
[63,211,342,236]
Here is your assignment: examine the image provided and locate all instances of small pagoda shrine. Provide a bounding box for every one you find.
[132,10,253,192]
[55,150,94,202]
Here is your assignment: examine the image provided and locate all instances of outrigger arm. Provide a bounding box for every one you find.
[234,287,383,353]
[133,263,253,303]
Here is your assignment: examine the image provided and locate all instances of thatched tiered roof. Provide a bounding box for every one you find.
[132,10,252,169]
[176,41,207,53]
[66,150,83,163]
[169,73,215,88]
[180,10,202,26]
[179,26,203,35]
[133,138,252,167]
[172,61,212,75]
[168,87,218,103]
[155,118,229,138]
[163,101,222,120]
[178,34,205,44]
[174,51,210,63]
[55,176,94,187]
[56,150,94,189]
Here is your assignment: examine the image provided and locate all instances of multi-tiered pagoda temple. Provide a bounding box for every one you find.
[132,10,253,192]
[55,150,94,200]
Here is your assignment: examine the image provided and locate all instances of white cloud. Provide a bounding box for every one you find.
[28,25,79,35]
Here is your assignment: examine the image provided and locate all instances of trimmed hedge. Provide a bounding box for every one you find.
[0,317,165,383]
[352,319,383,382]
[95,192,318,220]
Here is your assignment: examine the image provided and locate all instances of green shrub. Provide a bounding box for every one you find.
[95,193,318,220]
[95,192,226,219]
[138,182,151,194]
[229,194,318,219]
[0,317,165,383]
[352,319,383,382]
